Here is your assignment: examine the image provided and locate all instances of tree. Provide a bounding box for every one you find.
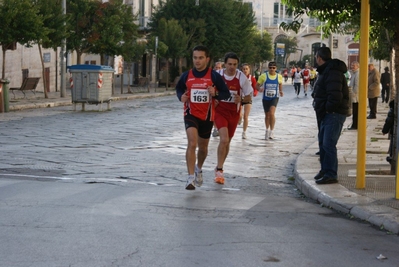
[33,0,67,98]
[66,0,138,65]
[280,0,398,89]
[276,37,298,67]
[280,0,399,173]
[0,0,43,78]
[369,25,393,61]
[239,30,274,70]
[120,37,147,93]
[90,0,138,65]
[155,18,189,87]
[66,0,96,64]
[149,0,258,64]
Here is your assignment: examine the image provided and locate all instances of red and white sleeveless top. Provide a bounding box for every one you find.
[217,70,241,112]
[185,68,215,120]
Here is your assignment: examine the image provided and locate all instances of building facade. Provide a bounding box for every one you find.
[0,0,158,93]
[244,0,364,69]
[0,0,385,93]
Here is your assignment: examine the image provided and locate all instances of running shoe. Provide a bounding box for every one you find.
[214,168,225,184]
[212,128,219,137]
[185,175,195,190]
[265,130,269,140]
[269,131,274,140]
[194,165,203,187]
[242,131,247,139]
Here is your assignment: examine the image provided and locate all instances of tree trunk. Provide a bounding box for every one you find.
[391,22,399,174]
[1,46,6,79]
[77,51,82,64]
[179,57,182,75]
[127,62,132,93]
[165,58,170,90]
[38,45,48,99]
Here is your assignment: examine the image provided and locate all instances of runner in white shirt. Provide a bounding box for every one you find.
[213,52,252,185]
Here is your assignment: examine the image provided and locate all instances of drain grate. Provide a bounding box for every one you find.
[338,164,399,210]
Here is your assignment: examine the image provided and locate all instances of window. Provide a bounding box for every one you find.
[273,3,293,25]
[333,39,338,48]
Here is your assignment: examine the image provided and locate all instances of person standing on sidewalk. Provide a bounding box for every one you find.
[382,100,395,165]
[367,63,380,119]
[214,52,253,185]
[239,63,258,139]
[380,67,390,103]
[313,47,350,184]
[176,45,230,190]
[348,61,359,130]
[256,61,284,140]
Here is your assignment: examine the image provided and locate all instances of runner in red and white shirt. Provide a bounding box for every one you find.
[301,65,310,96]
[239,63,258,139]
[214,52,253,185]
[176,46,230,190]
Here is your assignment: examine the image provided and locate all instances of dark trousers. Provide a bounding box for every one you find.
[318,113,346,178]
[352,102,358,128]
[382,86,390,103]
[294,83,301,95]
[368,97,378,118]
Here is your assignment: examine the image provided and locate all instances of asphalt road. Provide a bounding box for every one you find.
[0,84,398,267]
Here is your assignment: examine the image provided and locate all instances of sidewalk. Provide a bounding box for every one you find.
[5,85,175,111]
[3,89,399,234]
[295,101,399,234]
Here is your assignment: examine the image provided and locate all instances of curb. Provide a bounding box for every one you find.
[294,143,399,234]
[8,91,176,112]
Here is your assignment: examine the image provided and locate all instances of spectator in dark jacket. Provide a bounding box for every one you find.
[380,67,390,103]
[382,100,394,164]
[313,47,349,185]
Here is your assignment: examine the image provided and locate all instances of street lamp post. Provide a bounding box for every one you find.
[60,0,66,97]
[260,0,263,39]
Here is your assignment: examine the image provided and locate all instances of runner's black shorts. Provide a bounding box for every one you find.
[262,98,279,113]
[184,113,214,139]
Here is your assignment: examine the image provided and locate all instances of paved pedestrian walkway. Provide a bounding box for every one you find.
[295,101,399,234]
[5,85,175,111]
[2,87,399,234]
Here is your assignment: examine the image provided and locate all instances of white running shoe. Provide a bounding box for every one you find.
[269,130,275,140]
[265,130,269,140]
[212,128,219,137]
[194,166,203,187]
[242,131,247,139]
[185,175,195,190]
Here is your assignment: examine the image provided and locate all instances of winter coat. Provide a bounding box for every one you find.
[368,68,380,98]
[313,59,350,121]
[382,100,394,135]
[381,71,390,89]
[349,69,359,103]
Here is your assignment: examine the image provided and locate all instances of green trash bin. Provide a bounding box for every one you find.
[0,79,10,113]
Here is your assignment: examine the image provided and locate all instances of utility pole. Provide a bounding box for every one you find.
[260,0,263,39]
[60,0,66,97]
